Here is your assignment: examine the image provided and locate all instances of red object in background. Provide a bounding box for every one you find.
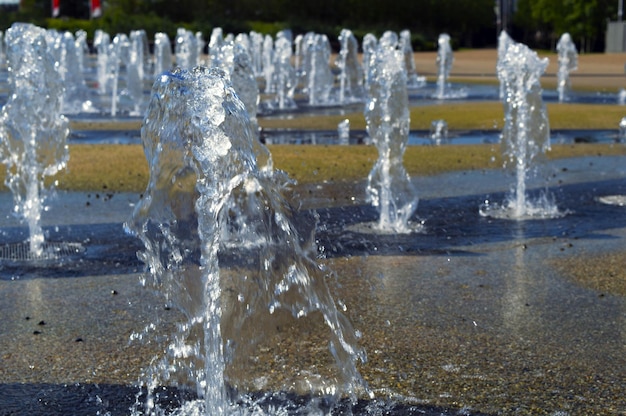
[51,0,60,17]
[91,0,101,18]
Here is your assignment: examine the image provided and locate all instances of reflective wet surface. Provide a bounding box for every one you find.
[1,155,626,414]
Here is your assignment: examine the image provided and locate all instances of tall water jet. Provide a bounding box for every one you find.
[336,29,364,104]
[0,31,4,67]
[363,37,418,233]
[262,34,274,94]
[303,33,333,106]
[153,32,173,78]
[361,33,378,89]
[249,31,264,76]
[270,33,297,109]
[195,31,206,66]
[46,30,92,114]
[94,29,111,95]
[0,23,69,257]
[127,66,367,414]
[481,37,562,219]
[128,30,147,115]
[399,30,426,88]
[209,27,225,69]
[434,33,453,99]
[556,33,578,102]
[497,31,513,100]
[175,28,198,69]
[109,33,130,117]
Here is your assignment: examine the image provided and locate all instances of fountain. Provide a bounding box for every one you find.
[0,23,70,257]
[399,30,426,88]
[303,33,334,106]
[362,33,378,90]
[44,30,92,114]
[209,27,225,70]
[429,119,448,145]
[497,31,513,100]
[109,33,130,117]
[338,119,350,145]
[556,32,578,102]
[175,28,199,69]
[362,35,418,233]
[128,30,147,115]
[249,31,264,76]
[94,29,111,95]
[434,33,453,99]
[480,36,563,219]
[336,29,364,104]
[262,34,274,94]
[269,33,297,109]
[3,22,626,416]
[0,30,4,67]
[126,66,367,414]
[153,32,173,78]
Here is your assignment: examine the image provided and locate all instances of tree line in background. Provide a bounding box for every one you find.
[0,0,620,52]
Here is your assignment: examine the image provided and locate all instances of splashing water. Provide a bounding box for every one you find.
[0,23,69,257]
[481,35,565,220]
[126,67,368,414]
[363,37,419,234]
[430,119,448,145]
[556,33,578,103]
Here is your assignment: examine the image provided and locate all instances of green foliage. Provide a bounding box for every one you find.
[46,18,98,38]
[247,21,290,36]
[1,0,619,52]
[514,0,617,51]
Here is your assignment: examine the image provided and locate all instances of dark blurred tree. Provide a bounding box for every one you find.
[514,0,617,52]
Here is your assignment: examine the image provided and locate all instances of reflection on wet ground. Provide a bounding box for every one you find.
[1,155,625,414]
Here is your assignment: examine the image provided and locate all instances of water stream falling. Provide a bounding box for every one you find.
[362,35,419,233]
[126,66,368,414]
[481,34,564,220]
[0,23,70,257]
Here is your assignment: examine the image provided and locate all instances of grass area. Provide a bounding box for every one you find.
[259,102,626,131]
[1,142,625,193]
[68,103,626,132]
[1,102,625,193]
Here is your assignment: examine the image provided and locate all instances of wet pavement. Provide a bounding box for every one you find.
[1,155,626,415]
